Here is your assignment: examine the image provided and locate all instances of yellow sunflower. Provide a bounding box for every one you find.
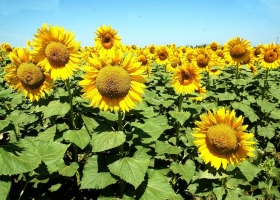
[94,25,122,54]
[193,107,255,170]
[31,23,82,81]
[166,54,183,72]
[171,62,202,94]
[256,43,280,69]
[79,49,146,112]
[207,41,220,52]
[154,45,171,65]
[192,47,215,72]
[223,37,252,65]
[136,49,152,76]
[4,47,54,101]
[1,42,13,53]
[190,84,206,101]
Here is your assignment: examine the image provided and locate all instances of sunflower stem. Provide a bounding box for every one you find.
[261,68,269,100]
[235,64,240,79]
[118,110,124,198]
[18,172,33,200]
[175,94,183,161]
[65,79,80,186]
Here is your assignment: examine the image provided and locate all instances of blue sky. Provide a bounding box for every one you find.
[0,0,280,48]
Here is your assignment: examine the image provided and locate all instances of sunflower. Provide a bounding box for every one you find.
[4,47,54,101]
[31,23,82,81]
[136,49,152,76]
[1,42,13,53]
[94,25,122,54]
[190,84,206,101]
[207,41,220,52]
[193,107,255,170]
[166,54,183,72]
[79,49,146,112]
[192,47,215,72]
[171,62,202,94]
[256,43,280,69]
[154,45,171,65]
[223,37,252,65]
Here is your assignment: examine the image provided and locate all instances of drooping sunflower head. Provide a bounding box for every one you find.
[79,49,146,112]
[192,47,214,71]
[253,44,263,58]
[155,45,171,65]
[136,49,152,76]
[167,54,182,72]
[94,25,122,52]
[257,43,280,69]
[4,47,54,101]
[223,37,252,65]
[193,107,255,170]
[171,62,202,95]
[1,42,13,53]
[31,23,82,81]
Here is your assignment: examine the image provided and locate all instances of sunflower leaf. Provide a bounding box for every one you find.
[257,124,275,139]
[58,162,79,177]
[81,114,99,133]
[256,99,276,113]
[137,170,176,200]
[91,131,126,152]
[238,161,262,181]
[63,128,90,149]
[155,141,182,155]
[169,111,191,125]
[0,139,41,175]
[0,175,11,200]
[80,156,117,189]
[108,150,150,189]
[42,100,70,119]
[170,160,195,183]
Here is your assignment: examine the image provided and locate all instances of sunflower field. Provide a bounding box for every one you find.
[0,24,279,200]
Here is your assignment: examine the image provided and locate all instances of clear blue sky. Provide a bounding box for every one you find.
[0,0,279,48]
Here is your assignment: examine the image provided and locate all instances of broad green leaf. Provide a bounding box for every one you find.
[42,100,70,119]
[34,140,69,173]
[256,99,276,113]
[213,187,225,200]
[7,111,38,126]
[238,161,261,181]
[199,169,229,179]
[169,111,191,125]
[81,114,99,133]
[37,125,56,141]
[108,155,150,189]
[216,92,236,101]
[58,162,79,177]
[0,175,11,200]
[170,160,195,183]
[0,139,41,175]
[80,156,117,189]
[99,111,118,121]
[140,107,158,118]
[91,131,126,152]
[226,188,243,200]
[139,170,175,200]
[48,183,62,192]
[155,141,181,155]
[0,120,10,132]
[257,124,275,139]
[240,196,258,200]
[231,102,259,122]
[64,129,90,149]
[270,109,280,120]
[168,194,184,200]
[10,93,23,108]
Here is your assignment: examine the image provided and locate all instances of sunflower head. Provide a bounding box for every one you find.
[4,47,54,101]
[193,107,255,170]
[155,46,171,65]
[223,37,252,65]
[79,49,146,112]
[31,23,82,81]
[1,42,13,53]
[257,43,280,69]
[94,25,122,52]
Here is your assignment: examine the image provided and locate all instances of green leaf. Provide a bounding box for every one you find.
[270,109,280,120]
[7,111,38,126]
[37,125,56,141]
[91,131,126,152]
[34,140,69,173]
[170,160,195,183]
[213,187,225,200]
[108,151,150,189]
[256,99,276,113]
[169,111,191,125]
[257,124,275,139]
[0,175,11,200]
[238,161,261,181]
[80,156,117,189]
[81,114,99,133]
[226,188,243,200]
[216,92,236,101]
[48,183,62,192]
[58,162,79,177]
[168,194,184,200]
[155,141,181,155]
[0,139,41,175]
[64,129,90,149]
[232,102,259,122]
[99,111,118,121]
[42,100,70,119]
[138,170,176,200]
[0,120,10,132]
